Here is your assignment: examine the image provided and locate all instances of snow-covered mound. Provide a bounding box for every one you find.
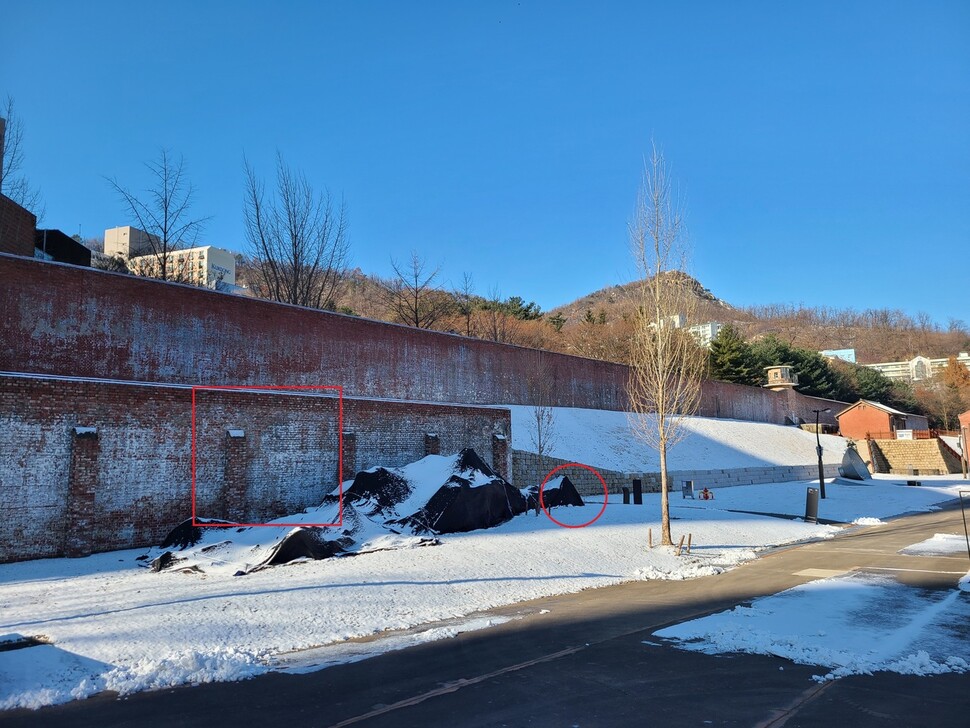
[346,448,527,534]
[146,449,524,574]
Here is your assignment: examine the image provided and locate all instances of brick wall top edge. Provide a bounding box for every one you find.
[0,254,624,371]
[0,373,511,417]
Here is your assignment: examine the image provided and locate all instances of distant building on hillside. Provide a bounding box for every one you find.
[688,321,723,348]
[104,225,158,259]
[820,348,857,364]
[128,245,236,288]
[864,353,970,382]
[105,225,236,289]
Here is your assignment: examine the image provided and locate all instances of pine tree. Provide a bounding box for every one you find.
[852,364,892,402]
[709,325,759,385]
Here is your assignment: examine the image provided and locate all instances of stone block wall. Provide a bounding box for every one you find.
[511,449,840,498]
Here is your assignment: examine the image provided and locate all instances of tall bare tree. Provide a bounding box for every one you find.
[528,354,559,482]
[453,272,477,337]
[1,96,44,218]
[108,149,208,281]
[480,286,522,344]
[627,144,706,546]
[382,252,452,328]
[243,153,349,309]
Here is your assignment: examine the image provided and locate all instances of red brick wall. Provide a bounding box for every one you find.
[837,403,891,439]
[1,255,851,423]
[0,374,510,562]
[699,379,845,427]
[0,195,36,257]
[0,255,628,410]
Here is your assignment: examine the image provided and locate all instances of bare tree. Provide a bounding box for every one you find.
[243,154,349,309]
[108,149,209,281]
[453,272,477,337]
[480,286,522,344]
[0,96,44,219]
[627,144,706,546]
[382,252,452,328]
[528,355,559,483]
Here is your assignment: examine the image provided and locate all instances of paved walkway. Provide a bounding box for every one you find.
[5,501,970,727]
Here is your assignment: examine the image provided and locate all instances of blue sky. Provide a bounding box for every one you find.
[3,1,968,325]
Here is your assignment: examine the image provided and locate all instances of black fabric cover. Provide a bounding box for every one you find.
[523,475,585,510]
[159,518,235,550]
[151,448,525,572]
[402,479,528,534]
[265,528,353,565]
[344,469,411,511]
[347,448,527,534]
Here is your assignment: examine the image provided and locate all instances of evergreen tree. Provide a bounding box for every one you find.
[749,335,849,399]
[709,325,759,385]
[547,313,566,332]
[851,364,893,402]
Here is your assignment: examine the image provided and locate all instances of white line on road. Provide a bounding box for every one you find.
[864,567,967,575]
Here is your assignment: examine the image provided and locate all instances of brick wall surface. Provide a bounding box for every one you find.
[0,374,510,563]
[838,404,892,440]
[0,255,627,410]
[0,195,36,257]
[0,257,857,563]
[1,256,850,423]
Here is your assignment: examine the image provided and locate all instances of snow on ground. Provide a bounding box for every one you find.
[900,532,970,557]
[0,496,835,710]
[940,435,961,455]
[654,572,970,681]
[688,475,965,523]
[2,471,967,710]
[507,405,848,472]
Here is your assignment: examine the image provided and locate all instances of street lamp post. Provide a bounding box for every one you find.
[813,408,831,499]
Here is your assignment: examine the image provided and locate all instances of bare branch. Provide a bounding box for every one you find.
[0,95,45,219]
[107,149,210,283]
[382,251,452,328]
[243,153,349,309]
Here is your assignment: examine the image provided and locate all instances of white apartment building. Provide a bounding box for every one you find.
[128,245,236,288]
[104,226,236,288]
[865,353,970,382]
[688,321,723,348]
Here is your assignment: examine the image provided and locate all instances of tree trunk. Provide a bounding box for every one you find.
[659,443,672,545]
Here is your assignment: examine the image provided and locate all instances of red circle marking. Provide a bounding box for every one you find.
[539,463,608,528]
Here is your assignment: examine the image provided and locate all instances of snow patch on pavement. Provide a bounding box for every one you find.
[655,572,970,681]
[900,533,970,557]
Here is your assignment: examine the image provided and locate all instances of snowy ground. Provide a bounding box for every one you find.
[2,475,968,711]
[655,570,970,682]
[506,405,849,471]
[900,532,970,558]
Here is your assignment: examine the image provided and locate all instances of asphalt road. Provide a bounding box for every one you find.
[5,499,970,728]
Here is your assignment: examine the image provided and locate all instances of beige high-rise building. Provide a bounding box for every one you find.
[104,226,158,259]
